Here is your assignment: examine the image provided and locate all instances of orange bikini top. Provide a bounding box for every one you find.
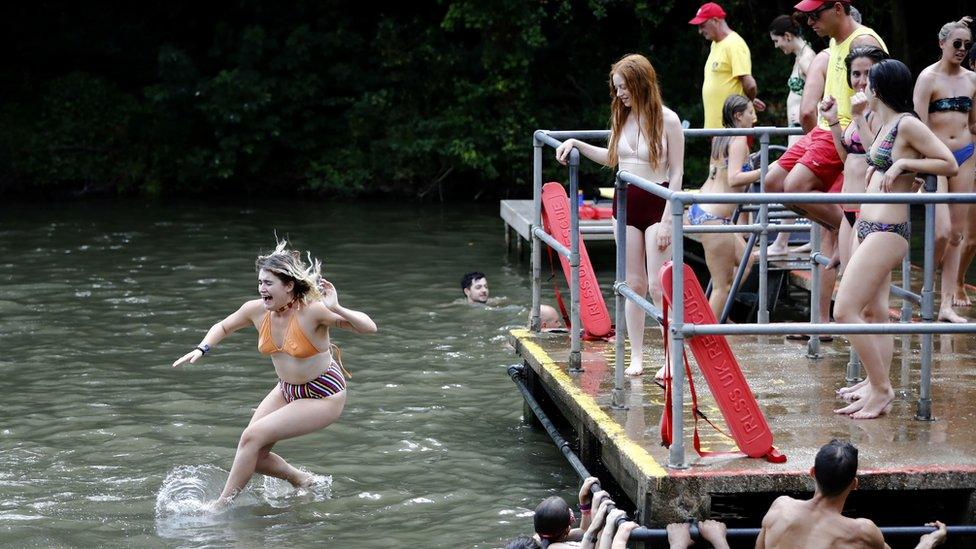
[258,311,321,359]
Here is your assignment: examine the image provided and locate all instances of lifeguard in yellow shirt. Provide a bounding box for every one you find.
[690,2,765,129]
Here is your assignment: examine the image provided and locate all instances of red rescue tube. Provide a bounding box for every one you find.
[659,261,779,460]
[541,182,612,338]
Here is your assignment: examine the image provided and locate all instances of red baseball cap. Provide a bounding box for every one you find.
[794,0,851,12]
[688,2,726,25]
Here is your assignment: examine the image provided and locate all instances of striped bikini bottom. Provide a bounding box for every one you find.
[278,363,346,403]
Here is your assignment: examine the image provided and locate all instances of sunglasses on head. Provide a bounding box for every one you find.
[952,39,973,51]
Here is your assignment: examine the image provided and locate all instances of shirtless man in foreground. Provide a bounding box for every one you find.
[756,440,947,549]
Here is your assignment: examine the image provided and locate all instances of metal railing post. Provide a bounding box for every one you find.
[808,224,822,358]
[531,136,543,332]
[668,196,688,469]
[568,149,582,372]
[845,349,862,382]
[757,131,770,324]
[900,225,913,386]
[612,174,627,408]
[917,175,937,420]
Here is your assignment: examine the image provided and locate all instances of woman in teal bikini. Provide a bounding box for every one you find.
[687,94,759,318]
[769,15,816,145]
[834,60,957,419]
[912,18,976,321]
[172,240,377,507]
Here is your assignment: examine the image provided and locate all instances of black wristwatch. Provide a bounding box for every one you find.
[196,343,211,355]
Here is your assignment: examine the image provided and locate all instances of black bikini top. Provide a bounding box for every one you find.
[928,96,972,114]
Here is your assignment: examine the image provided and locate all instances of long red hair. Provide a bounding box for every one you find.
[607,54,664,169]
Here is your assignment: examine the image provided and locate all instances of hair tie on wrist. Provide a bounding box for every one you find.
[196,344,211,355]
[579,502,592,512]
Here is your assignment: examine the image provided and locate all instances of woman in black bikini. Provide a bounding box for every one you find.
[833,60,957,419]
[912,17,976,321]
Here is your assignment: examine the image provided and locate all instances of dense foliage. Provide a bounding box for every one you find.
[0,0,968,199]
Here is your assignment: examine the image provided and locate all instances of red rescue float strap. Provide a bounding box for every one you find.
[658,261,786,464]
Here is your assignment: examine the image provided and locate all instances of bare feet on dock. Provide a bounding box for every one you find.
[791,242,812,254]
[938,306,967,324]
[766,243,789,256]
[834,387,894,419]
[625,360,643,376]
[952,290,972,307]
[654,363,672,380]
[837,379,868,402]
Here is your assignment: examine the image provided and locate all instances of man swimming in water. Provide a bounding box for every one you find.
[461,271,489,304]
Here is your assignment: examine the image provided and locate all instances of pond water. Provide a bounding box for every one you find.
[0,199,578,548]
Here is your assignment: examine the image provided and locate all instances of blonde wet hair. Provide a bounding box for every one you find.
[255,239,323,305]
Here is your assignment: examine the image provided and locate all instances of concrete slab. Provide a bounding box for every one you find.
[510,326,976,526]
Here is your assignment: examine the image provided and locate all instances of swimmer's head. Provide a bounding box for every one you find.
[461,271,489,304]
[255,239,323,307]
[540,305,564,330]
[534,496,573,545]
[812,439,858,497]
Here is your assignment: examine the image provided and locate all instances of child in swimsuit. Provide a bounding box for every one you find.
[172,239,377,507]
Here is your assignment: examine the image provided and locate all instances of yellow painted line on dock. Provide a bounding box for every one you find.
[511,329,668,479]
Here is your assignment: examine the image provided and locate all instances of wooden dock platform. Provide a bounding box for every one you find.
[510,326,976,527]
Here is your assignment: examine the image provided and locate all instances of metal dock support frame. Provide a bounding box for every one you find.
[531,136,543,332]
[567,149,582,372]
[668,195,688,470]
[612,174,627,409]
[918,175,937,420]
[757,131,770,324]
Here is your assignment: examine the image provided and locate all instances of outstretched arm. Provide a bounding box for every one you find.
[172,301,257,367]
[915,521,947,549]
[319,279,377,334]
[555,138,611,166]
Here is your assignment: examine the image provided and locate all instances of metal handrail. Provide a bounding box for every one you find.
[530,126,976,471]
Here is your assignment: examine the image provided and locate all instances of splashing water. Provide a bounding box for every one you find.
[154,464,334,519]
[154,465,234,518]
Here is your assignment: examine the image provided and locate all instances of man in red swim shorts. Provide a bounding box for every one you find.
[764,0,886,231]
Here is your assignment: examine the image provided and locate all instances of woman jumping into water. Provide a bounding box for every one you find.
[833,59,956,419]
[555,53,684,378]
[912,18,976,322]
[172,240,377,506]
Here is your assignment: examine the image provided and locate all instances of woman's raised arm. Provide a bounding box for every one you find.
[172,301,258,367]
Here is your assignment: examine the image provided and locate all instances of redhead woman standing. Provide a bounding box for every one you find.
[556,54,684,378]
